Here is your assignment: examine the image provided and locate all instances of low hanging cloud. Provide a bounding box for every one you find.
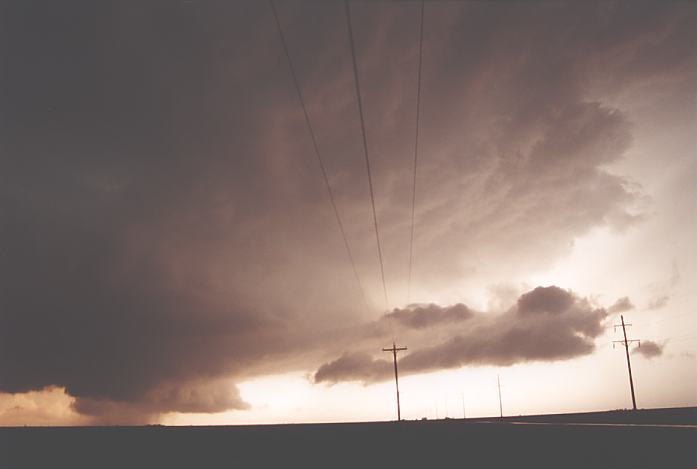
[72,379,250,425]
[633,340,664,360]
[314,286,608,384]
[314,352,393,385]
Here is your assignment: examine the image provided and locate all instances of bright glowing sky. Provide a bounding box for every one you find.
[0,1,695,426]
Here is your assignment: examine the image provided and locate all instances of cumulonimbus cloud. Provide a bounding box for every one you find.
[0,1,692,423]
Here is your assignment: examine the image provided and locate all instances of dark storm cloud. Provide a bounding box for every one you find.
[73,379,250,424]
[315,286,608,384]
[633,340,664,360]
[314,352,392,385]
[0,0,327,417]
[517,286,575,315]
[1,0,694,421]
[383,303,473,329]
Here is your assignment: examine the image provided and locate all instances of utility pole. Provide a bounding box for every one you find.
[462,392,466,419]
[383,342,407,421]
[613,315,641,410]
[497,374,503,418]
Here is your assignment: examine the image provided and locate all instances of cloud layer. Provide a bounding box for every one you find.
[315,286,608,384]
[0,1,693,422]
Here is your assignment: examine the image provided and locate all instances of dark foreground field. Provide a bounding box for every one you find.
[2,407,695,468]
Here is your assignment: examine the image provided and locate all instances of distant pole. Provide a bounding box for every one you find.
[614,315,640,410]
[462,392,466,419]
[497,375,503,418]
[383,342,408,421]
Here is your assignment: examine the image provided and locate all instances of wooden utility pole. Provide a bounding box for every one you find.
[614,315,641,410]
[497,375,503,418]
[383,342,407,421]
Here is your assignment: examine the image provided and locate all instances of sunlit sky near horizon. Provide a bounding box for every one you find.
[0,0,695,426]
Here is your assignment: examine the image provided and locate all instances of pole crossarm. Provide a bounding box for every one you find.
[382,346,408,352]
[613,339,641,347]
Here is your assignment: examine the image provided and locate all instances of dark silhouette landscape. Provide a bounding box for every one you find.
[3,407,695,468]
[1,1,695,466]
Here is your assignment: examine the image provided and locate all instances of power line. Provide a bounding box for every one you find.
[270,0,370,311]
[407,0,424,305]
[344,0,389,311]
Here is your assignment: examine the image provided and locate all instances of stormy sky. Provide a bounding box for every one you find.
[1,1,695,425]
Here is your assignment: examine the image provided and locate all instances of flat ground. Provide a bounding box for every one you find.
[2,407,695,468]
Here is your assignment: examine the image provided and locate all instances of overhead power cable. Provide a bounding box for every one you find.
[407,0,425,305]
[270,0,370,311]
[344,0,390,312]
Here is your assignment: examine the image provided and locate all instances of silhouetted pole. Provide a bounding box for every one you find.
[462,392,466,419]
[613,315,640,410]
[497,375,503,418]
[383,342,407,421]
